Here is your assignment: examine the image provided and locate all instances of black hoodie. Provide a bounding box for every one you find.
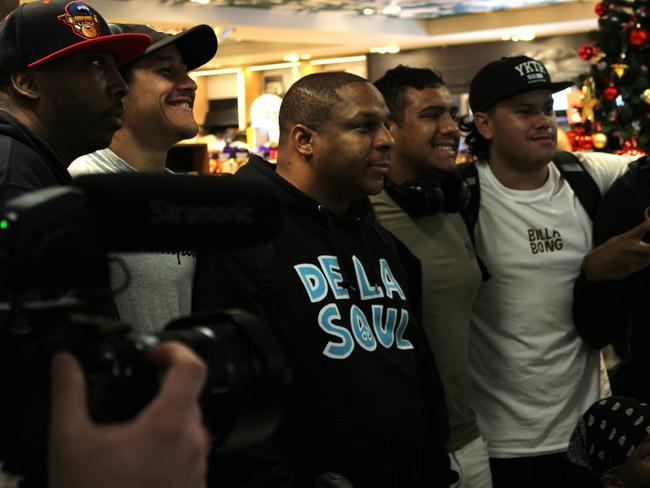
[194,155,452,488]
[0,110,71,204]
[573,157,650,401]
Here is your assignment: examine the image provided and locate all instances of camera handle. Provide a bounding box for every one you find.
[315,472,353,488]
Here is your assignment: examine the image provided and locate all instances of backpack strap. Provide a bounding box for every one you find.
[551,151,602,222]
[458,162,480,242]
[632,156,650,209]
[457,162,490,281]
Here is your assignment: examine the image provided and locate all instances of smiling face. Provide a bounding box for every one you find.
[118,44,198,147]
[308,81,393,209]
[388,85,459,181]
[476,88,557,174]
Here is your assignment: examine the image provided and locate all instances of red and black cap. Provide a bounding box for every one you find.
[469,56,573,113]
[109,23,218,71]
[0,1,152,75]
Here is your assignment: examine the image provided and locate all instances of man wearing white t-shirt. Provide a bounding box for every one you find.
[460,55,634,487]
[69,23,217,333]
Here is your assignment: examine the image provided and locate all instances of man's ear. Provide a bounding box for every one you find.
[473,112,494,141]
[388,119,400,140]
[10,70,40,102]
[600,467,625,488]
[292,124,314,158]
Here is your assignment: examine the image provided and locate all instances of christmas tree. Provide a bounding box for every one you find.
[569,0,649,155]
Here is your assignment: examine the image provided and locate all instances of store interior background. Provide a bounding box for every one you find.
[7,0,599,173]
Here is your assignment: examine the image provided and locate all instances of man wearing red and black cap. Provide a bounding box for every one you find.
[459,55,635,487]
[0,0,150,203]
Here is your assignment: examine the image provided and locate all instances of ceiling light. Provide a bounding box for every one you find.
[192,67,241,77]
[518,30,536,41]
[363,8,375,15]
[190,0,210,4]
[501,29,536,42]
[300,54,312,60]
[369,44,400,54]
[283,54,301,62]
[310,55,367,66]
[381,3,401,15]
[247,62,300,72]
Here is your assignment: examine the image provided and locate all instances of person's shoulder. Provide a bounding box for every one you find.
[369,189,401,220]
[573,151,633,193]
[576,150,634,166]
[69,149,125,176]
[0,133,53,181]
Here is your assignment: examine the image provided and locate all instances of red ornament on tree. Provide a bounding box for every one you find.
[604,86,619,101]
[576,134,594,151]
[578,45,594,60]
[595,2,607,17]
[629,28,649,46]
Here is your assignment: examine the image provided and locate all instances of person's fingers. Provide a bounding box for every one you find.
[145,342,207,415]
[627,218,650,239]
[50,352,90,435]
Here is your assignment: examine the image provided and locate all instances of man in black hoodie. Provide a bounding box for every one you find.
[0,0,150,203]
[194,72,453,487]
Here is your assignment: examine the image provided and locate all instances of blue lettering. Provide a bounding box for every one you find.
[294,263,328,303]
[395,309,413,350]
[350,305,377,351]
[352,255,384,300]
[318,255,350,300]
[319,304,354,359]
[372,305,397,348]
[379,259,406,300]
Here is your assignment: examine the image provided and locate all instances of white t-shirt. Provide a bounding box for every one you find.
[469,152,631,458]
[69,148,195,334]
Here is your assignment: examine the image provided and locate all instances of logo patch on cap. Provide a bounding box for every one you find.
[57,1,101,39]
[513,59,548,85]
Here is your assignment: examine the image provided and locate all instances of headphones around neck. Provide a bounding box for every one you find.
[384,171,470,217]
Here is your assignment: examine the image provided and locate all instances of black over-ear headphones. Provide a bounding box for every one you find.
[384,171,470,217]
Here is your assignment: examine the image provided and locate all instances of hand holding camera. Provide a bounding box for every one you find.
[49,342,209,488]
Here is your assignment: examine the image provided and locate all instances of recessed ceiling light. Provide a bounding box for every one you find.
[310,55,367,66]
[190,0,210,5]
[382,3,401,15]
[363,8,375,15]
[501,29,536,42]
[369,43,400,54]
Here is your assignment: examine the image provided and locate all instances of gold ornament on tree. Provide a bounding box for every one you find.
[581,76,598,123]
[593,132,608,149]
[612,53,628,78]
[643,88,650,104]
[612,62,628,77]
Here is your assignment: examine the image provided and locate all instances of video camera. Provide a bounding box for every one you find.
[0,173,286,484]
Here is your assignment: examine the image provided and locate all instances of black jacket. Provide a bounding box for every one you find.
[573,158,650,401]
[0,110,71,205]
[194,155,452,488]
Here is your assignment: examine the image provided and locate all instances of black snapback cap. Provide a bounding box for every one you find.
[0,1,151,75]
[469,56,573,113]
[109,23,218,71]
